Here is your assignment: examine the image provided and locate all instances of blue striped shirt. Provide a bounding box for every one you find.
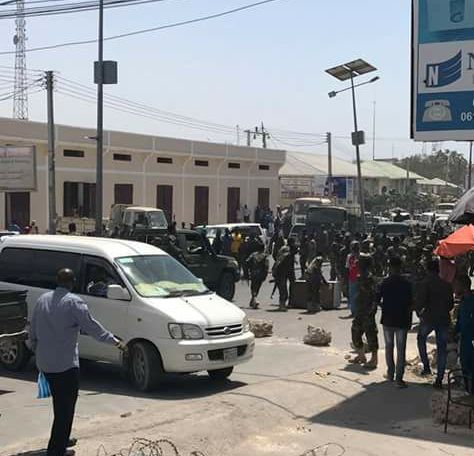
[29,287,116,373]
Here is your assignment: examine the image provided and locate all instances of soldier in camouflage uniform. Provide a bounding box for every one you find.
[349,253,379,369]
[246,242,269,309]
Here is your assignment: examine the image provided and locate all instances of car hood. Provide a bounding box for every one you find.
[142,293,245,326]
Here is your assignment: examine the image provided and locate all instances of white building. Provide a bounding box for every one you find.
[0,118,285,232]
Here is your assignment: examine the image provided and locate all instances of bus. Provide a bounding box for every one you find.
[292,197,332,225]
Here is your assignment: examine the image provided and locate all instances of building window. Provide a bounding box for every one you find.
[194,160,209,167]
[228,162,240,169]
[63,149,84,158]
[259,164,270,171]
[114,184,133,205]
[113,153,132,162]
[157,157,173,164]
[63,182,96,218]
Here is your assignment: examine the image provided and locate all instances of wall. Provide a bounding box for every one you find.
[0,118,285,232]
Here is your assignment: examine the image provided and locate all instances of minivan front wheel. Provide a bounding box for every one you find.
[0,339,30,371]
[129,341,163,392]
[217,272,236,301]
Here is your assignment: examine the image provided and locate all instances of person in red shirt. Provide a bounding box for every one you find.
[346,241,360,317]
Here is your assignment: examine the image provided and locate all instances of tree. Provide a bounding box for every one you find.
[398,149,467,186]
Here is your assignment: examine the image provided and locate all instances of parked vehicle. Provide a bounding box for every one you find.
[0,236,254,391]
[291,197,332,226]
[373,222,410,239]
[174,229,240,301]
[201,223,267,248]
[288,224,305,245]
[306,206,361,233]
[108,205,168,238]
[436,202,456,215]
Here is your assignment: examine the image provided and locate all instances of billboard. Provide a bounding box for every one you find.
[0,146,37,191]
[412,0,474,141]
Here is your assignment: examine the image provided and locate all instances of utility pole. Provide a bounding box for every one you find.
[326,132,333,196]
[244,129,252,147]
[469,141,473,189]
[253,122,270,148]
[95,0,104,236]
[236,125,241,145]
[46,71,56,234]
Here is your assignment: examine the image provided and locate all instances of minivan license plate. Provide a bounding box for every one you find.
[223,347,238,362]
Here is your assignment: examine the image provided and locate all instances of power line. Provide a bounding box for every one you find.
[0,0,286,55]
[0,0,167,19]
[57,76,236,132]
[55,85,238,136]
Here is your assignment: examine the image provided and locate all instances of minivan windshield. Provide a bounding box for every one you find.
[116,255,208,298]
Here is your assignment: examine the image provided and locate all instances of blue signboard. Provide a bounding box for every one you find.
[413,0,474,141]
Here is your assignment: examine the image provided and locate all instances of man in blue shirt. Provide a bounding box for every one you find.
[29,268,125,456]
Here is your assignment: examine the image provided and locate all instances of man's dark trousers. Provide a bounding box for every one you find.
[44,368,79,456]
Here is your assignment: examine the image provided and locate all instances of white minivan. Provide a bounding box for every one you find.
[0,236,254,391]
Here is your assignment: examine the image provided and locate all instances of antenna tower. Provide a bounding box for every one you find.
[13,0,28,120]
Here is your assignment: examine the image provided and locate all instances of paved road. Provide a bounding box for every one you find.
[1,271,473,455]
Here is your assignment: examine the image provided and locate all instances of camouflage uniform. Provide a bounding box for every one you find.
[305,257,327,313]
[351,272,379,354]
[246,250,269,308]
[272,244,296,310]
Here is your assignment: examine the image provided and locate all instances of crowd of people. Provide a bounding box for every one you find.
[221,222,474,392]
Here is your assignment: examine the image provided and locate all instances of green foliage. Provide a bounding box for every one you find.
[398,149,467,186]
[365,190,437,214]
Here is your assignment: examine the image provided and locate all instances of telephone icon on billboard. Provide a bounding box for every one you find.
[422,99,453,122]
[450,0,465,23]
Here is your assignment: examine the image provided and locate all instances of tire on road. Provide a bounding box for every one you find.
[208,367,234,382]
[217,271,236,301]
[129,341,164,392]
[0,339,31,371]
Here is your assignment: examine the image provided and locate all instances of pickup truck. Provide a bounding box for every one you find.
[0,290,29,371]
[164,229,240,301]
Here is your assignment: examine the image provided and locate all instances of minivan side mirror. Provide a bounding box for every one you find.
[107,284,131,301]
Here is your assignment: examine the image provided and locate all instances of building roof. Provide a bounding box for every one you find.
[279,151,422,180]
[361,160,423,180]
[279,152,358,177]
[416,177,460,188]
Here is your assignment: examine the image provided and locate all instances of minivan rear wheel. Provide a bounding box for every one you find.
[0,339,31,371]
[208,367,233,382]
[129,341,163,392]
[217,272,236,301]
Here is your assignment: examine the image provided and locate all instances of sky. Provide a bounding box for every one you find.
[0,0,470,161]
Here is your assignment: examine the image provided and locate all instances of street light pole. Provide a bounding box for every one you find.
[349,72,366,232]
[326,59,378,233]
[95,0,104,236]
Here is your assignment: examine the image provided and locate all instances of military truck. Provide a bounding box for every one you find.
[108,204,169,239]
[164,229,240,301]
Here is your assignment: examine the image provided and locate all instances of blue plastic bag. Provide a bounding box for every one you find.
[37,372,51,399]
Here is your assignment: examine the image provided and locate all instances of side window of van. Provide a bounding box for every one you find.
[82,256,124,298]
[0,248,34,285]
[33,250,82,289]
[0,248,81,290]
